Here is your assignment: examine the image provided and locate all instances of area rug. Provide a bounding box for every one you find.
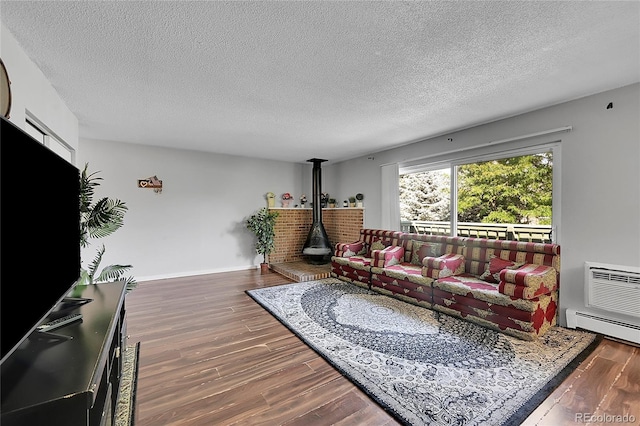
[115,342,140,426]
[246,278,601,426]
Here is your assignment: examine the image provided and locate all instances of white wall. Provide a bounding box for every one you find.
[327,83,640,326]
[78,139,306,281]
[6,19,638,326]
[0,25,78,154]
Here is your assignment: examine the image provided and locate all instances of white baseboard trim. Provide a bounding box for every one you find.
[135,265,257,283]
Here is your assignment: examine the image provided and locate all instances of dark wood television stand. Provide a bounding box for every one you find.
[1,282,128,426]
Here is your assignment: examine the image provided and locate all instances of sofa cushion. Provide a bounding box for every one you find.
[422,253,466,279]
[335,241,365,257]
[436,273,500,294]
[371,245,404,267]
[479,256,524,283]
[499,264,558,299]
[434,274,550,312]
[376,262,424,278]
[431,284,558,340]
[463,238,561,276]
[367,237,391,257]
[401,234,466,263]
[332,255,371,268]
[410,240,443,265]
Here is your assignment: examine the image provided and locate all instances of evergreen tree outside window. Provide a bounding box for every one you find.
[399,150,553,241]
[399,169,450,222]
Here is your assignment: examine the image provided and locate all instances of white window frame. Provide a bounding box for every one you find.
[398,128,568,244]
[25,111,76,165]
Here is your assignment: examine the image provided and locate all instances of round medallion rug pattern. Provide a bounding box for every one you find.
[301,283,513,368]
[247,278,600,426]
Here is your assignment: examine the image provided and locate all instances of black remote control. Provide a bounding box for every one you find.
[37,313,83,332]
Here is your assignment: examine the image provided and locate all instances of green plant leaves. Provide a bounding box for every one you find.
[79,164,137,291]
[246,207,279,263]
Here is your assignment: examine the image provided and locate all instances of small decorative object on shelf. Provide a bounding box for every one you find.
[282,192,293,208]
[343,200,348,207]
[266,192,275,208]
[321,192,329,208]
[300,194,307,208]
[349,196,356,207]
[356,193,364,207]
[329,198,336,208]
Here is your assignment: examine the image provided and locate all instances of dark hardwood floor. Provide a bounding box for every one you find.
[125,269,640,425]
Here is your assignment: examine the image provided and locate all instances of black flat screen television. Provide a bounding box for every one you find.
[0,116,81,363]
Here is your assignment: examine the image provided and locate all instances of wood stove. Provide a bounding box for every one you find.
[302,158,332,264]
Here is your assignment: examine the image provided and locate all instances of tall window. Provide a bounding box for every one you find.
[400,150,554,242]
[25,115,75,164]
[25,118,47,144]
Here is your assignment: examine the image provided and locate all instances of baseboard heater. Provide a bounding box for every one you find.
[565,262,640,345]
[566,309,640,345]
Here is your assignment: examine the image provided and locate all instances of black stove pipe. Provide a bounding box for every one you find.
[311,159,324,223]
[302,158,332,264]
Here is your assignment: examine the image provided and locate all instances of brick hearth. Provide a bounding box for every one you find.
[270,261,332,282]
[268,207,364,281]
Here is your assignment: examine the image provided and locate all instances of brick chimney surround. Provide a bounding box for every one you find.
[268,207,364,264]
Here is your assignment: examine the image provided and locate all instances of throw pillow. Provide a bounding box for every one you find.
[410,240,443,265]
[367,237,391,257]
[342,241,364,257]
[480,256,523,283]
[372,245,404,268]
[423,253,465,278]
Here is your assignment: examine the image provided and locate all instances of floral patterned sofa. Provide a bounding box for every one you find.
[331,228,561,340]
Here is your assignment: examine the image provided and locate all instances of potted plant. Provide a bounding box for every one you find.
[349,196,356,207]
[300,194,307,208]
[77,163,137,292]
[246,207,280,273]
[343,200,348,207]
[356,193,364,207]
[328,198,336,208]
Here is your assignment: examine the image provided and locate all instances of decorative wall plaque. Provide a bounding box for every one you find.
[138,175,163,193]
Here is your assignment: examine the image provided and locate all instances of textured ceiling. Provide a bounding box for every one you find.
[1,1,638,163]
